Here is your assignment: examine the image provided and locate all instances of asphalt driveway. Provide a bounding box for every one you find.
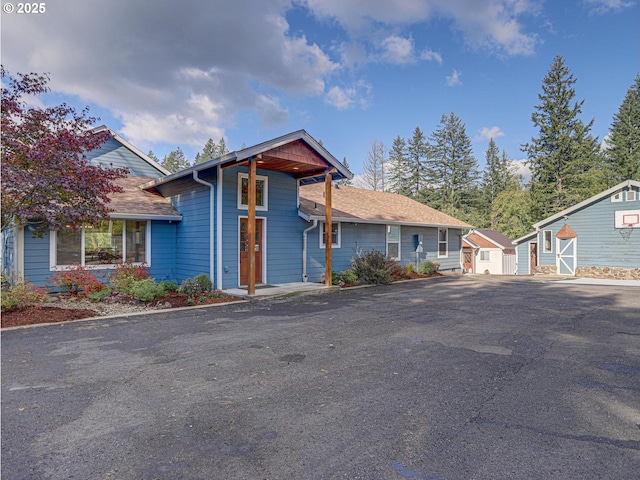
[2,275,639,479]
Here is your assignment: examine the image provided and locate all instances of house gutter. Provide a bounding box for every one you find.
[302,220,319,282]
[192,171,215,286]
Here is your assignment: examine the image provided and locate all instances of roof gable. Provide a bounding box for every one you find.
[299,183,471,228]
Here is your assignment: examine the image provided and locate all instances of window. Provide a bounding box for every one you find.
[238,173,268,211]
[480,251,490,261]
[52,220,149,269]
[611,192,623,202]
[543,230,552,253]
[438,228,448,258]
[387,225,400,259]
[320,222,341,248]
[626,190,637,202]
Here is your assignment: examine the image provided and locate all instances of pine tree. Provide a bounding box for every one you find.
[522,55,604,220]
[338,157,352,186]
[386,135,411,196]
[161,147,190,173]
[362,139,386,191]
[194,137,230,165]
[424,112,479,215]
[147,150,160,164]
[406,127,428,198]
[606,73,640,183]
[480,139,518,224]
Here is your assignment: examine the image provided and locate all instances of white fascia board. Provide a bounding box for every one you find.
[109,213,183,221]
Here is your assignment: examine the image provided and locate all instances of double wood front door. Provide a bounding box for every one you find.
[239,218,263,285]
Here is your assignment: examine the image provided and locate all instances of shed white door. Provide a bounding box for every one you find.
[556,238,576,275]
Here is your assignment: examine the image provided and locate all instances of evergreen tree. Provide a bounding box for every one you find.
[362,139,386,191]
[338,157,352,186]
[161,147,190,173]
[606,73,640,183]
[490,185,534,239]
[423,112,479,215]
[522,55,604,220]
[405,127,428,198]
[194,137,229,165]
[480,139,518,223]
[386,135,411,196]
[147,150,160,164]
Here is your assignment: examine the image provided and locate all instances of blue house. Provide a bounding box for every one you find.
[513,180,640,279]
[5,129,471,292]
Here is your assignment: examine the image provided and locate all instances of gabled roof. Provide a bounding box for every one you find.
[532,179,640,229]
[106,177,182,221]
[299,183,472,228]
[141,130,352,189]
[91,126,171,176]
[466,229,514,250]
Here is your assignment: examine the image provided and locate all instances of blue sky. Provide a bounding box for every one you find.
[2,0,638,181]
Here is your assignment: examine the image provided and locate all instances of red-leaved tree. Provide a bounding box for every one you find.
[1,66,129,236]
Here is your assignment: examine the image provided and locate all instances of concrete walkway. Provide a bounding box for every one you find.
[225,281,340,300]
[552,277,640,287]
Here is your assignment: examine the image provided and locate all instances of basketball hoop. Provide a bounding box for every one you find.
[619,223,634,241]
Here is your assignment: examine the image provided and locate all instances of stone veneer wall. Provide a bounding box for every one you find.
[575,266,640,280]
[533,265,640,279]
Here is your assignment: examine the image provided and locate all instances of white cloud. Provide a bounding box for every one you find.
[325,81,372,110]
[379,36,416,65]
[510,159,531,183]
[583,0,636,15]
[476,126,505,140]
[446,69,463,87]
[420,49,444,64]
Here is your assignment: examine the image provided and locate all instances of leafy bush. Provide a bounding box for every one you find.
[50,265,107,297]
[108,262,150,294]
[194,273,212,293]
[131,278,166,302]
[1,281,48,311]
[178,278,204,297]
[417,260,440,275]
[350,249,398,285]
[332,269,359,286]
[88,287,112,302]
[159,279,179,292]
[404,263,415,275]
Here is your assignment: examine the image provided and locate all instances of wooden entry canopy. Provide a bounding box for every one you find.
[222,131,352,294]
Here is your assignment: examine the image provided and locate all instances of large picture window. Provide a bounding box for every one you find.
[52,220,149,269]
[238,173,268,211]
[438,228,448,258]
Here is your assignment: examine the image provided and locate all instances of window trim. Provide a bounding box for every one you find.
[386,225,401,260]
[626,190,637,202]
[543,229,553,253]
[50,220,151,270]
[480,250,490,262]
[237,172,268,211]
[611,192,623,202]
[437,228,448,258]
[319,222,341,249]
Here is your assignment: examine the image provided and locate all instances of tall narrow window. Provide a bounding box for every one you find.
[438,228,448,258]
[387,225,400,259]
[126,221,147,263]
[543,230,552,253]
[238,173,268,211]
[56,229,82,265]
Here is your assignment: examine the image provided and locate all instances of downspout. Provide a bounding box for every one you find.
[216,165,223,290]
[302,220,319,282]
[193,171,215,286]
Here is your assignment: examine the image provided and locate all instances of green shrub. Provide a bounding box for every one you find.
[350,249,398,285]
[417,261,440,275]
[178,278,203,297]
[88,287,112,302]
[108,262,150,294]
[339,269,358,285]
[131,278,166,302]
[1,281,48,311]
[194,273,212,293]
[404,263,415,275]
[159,279,179,292]
[49,265,107,297]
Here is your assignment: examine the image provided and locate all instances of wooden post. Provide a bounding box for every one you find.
[247,157,257,295]
[324,169,334,287]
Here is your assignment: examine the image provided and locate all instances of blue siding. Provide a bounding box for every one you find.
[515,239,535,275]
[23,230,51,286]
[149,221,178,281]
[157,172,215,284]
[85,138,165,177]
[220,167,305,288]
[536,190,640,270]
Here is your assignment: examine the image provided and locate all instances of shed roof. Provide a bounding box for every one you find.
[299,183,471,228]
